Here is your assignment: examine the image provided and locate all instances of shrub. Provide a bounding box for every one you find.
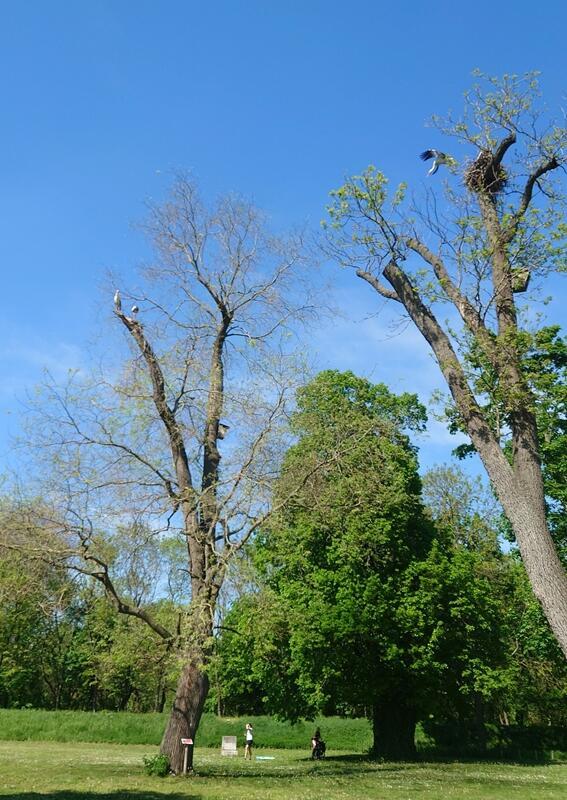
[143,753,170,777]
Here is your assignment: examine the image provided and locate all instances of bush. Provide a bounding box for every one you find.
[143,753,170,777]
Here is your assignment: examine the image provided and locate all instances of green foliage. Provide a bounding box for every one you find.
[421,465,567,726]
[220,372,443,749]
[0,526,180,714]
[0,536,75,710]
[499,562,567,724]
[142,752,170,776]
[215,373,553,753]
[440,326,567,556]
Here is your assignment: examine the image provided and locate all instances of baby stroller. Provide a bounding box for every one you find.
[311,737,326,760]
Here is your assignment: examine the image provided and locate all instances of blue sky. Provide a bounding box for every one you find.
[1,0,566,477]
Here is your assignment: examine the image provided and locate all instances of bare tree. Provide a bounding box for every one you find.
[25,175,319,771]
[324,72,567,656]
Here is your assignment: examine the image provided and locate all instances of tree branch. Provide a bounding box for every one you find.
[493,131,517,166]
[356,268,400,301]
[86,558,174,641]
[405,238,500,369]
[115,312,194,500]
[504,156,560,242]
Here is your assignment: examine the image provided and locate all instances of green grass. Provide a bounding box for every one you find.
[1,740,567,800]
[0,709,372,750]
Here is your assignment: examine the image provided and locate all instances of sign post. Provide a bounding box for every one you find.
[181,738,194,774]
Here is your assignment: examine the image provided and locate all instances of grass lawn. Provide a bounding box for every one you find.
[1,741,567,800]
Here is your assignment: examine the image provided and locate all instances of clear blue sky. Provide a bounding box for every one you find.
[1,0,565,475]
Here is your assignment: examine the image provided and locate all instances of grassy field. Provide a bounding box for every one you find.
[0,709,372,750]
[1,740,567,800]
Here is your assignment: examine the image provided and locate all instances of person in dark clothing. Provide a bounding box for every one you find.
[311,727,326,759]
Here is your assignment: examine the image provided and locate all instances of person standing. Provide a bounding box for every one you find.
[244,723,254,760]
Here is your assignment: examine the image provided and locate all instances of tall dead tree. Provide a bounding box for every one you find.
[324,72,567,657]
[28,176,317,771]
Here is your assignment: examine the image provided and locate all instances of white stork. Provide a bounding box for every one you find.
[419,149,449,175]
[113,289,122,312]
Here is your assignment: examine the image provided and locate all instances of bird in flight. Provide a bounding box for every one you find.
[419,149,450,175]
[113,289,122,312]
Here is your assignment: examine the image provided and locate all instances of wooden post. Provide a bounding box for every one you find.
[181,738,193,774]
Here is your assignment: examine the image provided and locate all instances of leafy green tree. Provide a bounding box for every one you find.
[234,371,437,758]
[324,72,567,656]
[0,552,48,708]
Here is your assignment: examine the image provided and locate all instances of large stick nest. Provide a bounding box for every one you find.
[464,151,507,194]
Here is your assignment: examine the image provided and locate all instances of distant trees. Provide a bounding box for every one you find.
[0,552,178,712]
[324,72,567,656]
[421,465,567,730]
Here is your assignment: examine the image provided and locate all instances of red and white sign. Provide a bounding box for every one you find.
[181,738,193,745]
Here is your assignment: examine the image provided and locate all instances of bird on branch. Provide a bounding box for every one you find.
[131,305,139,316]
[113,289,122,312]
[419,149,452,175]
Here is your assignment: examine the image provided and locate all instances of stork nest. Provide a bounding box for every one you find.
[464,151,507,194]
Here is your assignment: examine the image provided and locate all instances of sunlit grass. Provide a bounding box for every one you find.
[1,740,567,800]
[0,709,372,750]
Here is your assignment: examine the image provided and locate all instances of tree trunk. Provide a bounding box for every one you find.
[154,684,166,713]
[378,262,567,659]
[497,484,567,654]
[160,658,210,773]
[371,695,417,760]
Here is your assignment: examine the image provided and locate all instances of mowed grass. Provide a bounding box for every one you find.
[1,740,567,800]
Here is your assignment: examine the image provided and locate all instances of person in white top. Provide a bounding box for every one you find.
[244,723,254,760]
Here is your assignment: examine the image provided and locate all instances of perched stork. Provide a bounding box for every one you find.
[113,289,122,312]
[419,149,449,175]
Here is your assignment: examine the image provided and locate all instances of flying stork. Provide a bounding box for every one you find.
[419,149,449,175]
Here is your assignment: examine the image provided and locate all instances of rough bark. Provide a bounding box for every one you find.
[371,695,417,760]
[160,655,210,773]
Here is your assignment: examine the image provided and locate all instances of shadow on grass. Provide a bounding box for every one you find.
[320,751,556,766]
[0,793,198,800]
